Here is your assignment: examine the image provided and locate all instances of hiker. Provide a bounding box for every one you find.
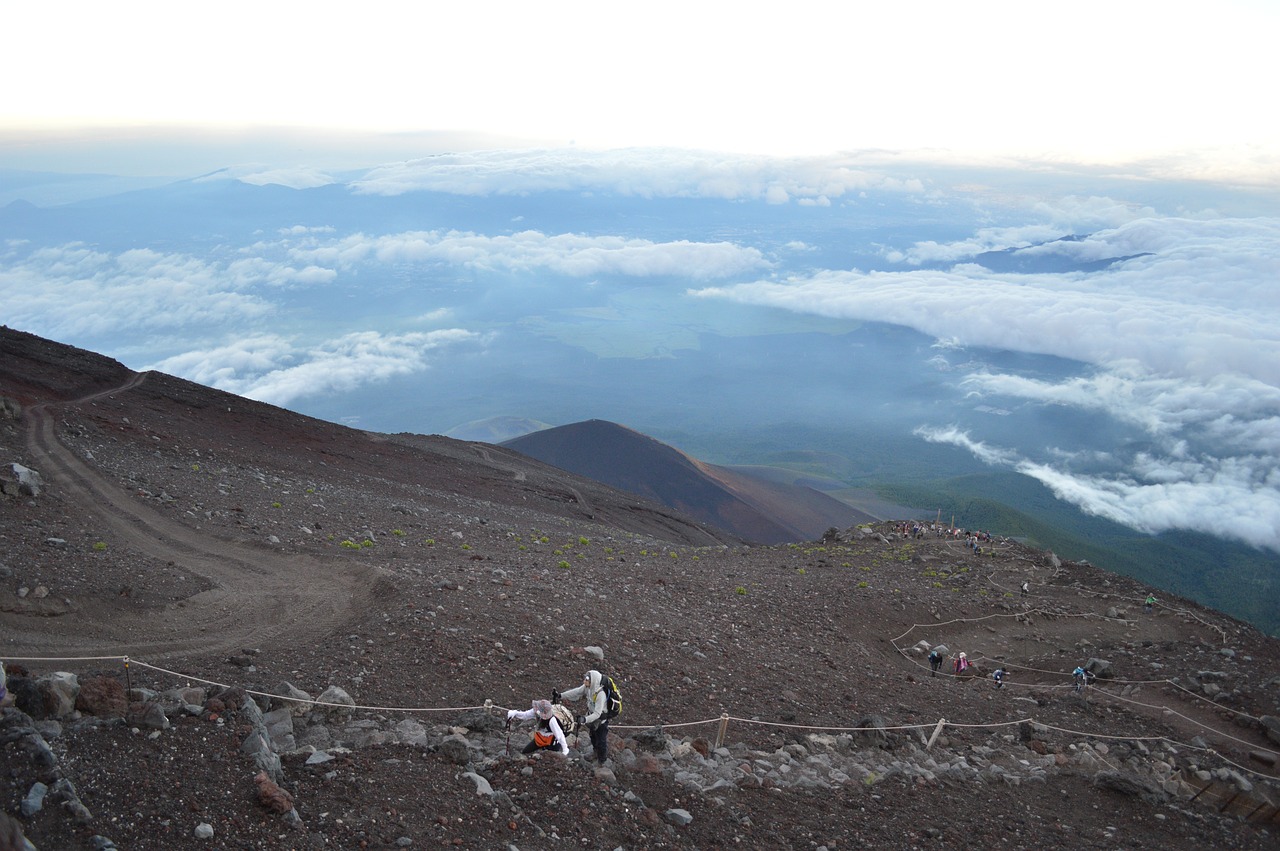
[1072,665,1096,693]
[0,661,8,707]
[928,648,943,678]
[992,667,1006,689]
[953,652,970,675]
[557,669,614,765]
[1144,594,1156,613]
[506,698,571,756]
[1020,581,1029,598]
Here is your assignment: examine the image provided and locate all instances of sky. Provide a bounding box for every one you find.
[3,2,1279,178]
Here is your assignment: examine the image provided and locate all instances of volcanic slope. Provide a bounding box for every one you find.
[0,326,1277,850]
[504,418,876,543]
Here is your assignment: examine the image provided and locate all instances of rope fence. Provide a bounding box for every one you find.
[4,651,1277,783]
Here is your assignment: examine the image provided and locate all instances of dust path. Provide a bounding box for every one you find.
[8,372,380,662]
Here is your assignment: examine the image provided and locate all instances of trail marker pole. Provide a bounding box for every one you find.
[926,718,946,750]
[714,713,730,750]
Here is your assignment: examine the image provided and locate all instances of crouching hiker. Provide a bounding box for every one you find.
[506,698,573,756]
[557,669,622,766]
[992,667,1007,689]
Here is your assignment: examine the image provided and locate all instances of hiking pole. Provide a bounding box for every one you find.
[505,717,511,756]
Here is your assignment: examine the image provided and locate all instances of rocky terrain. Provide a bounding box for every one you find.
[1,326,1278,850]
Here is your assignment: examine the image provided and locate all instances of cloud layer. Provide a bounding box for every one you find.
[696,215,1280,551]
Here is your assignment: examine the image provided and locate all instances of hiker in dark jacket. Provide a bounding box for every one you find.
[928,649,943,678]
[558,669,611,765]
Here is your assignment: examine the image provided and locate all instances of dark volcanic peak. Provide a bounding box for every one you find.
[0,327,1278,850]
[504,418,875,543]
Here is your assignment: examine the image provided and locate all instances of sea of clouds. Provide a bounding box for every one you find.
[3,149,1277,552]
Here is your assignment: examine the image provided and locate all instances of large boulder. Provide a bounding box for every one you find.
[76,676,127,718]
[1,463,43,498]
[1085,658,1114,679]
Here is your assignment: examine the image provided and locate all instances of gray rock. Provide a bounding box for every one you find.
[664,808,693,826]
[1094,771,1167,804]
[314,685,355,721]
[1260,715,1280,747]
[1085,658,1114,679]
[37,671,80,720]
[195,822,215,839]
[8,463,43,497]
[274,682,314,717]
[305,750,335,765]
[438,733,473,765]
[462,771,493,795]
[21,781,48,817]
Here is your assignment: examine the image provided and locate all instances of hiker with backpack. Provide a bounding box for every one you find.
[928,649,943,678]
[506,698,574,756]
[557,669,621,766]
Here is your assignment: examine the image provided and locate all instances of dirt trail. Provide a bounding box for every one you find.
[9,372,380,662]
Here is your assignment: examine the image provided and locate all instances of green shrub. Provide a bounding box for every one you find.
[92,541,107,551]
[735,586,747,595]
[558,560,571,569]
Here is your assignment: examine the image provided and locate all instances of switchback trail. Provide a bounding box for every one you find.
[7,371,381,662]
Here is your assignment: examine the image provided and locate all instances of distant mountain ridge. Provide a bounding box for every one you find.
[503,419,875,544]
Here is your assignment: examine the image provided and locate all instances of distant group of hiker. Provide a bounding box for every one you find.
[506,669,622,764]
[927,647,1102,694]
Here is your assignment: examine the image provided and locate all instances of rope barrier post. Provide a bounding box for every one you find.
[926,718,946,751]
[714,713,729,750]
[123,657,132,701]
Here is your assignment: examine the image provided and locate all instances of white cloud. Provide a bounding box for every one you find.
[289,229,769,280]
[915,426,1019,467]
[695,214,1280,551]
[0,244,274,339]
[149,329,483,407]
[350,149,929,203]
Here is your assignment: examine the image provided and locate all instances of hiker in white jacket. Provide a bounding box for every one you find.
[557,669,610,765]
[506,699,569,756]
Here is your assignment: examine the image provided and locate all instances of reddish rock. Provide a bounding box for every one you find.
[75,675,127,717]
[254,771,294,814]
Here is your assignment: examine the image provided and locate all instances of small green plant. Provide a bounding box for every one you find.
[392,529,405,537]
[735,586,747,595]
[796,568,806,575]
[461,543,471,551]
[271,501,282,509]
[340,539,360,549]
[539,536,549,544]
[190,464,200,472]
[669,552,678,559]
[92,541,108,551]
[360,539,374,548]
[578,536,590,546]
[519,544,527,551]
[558,560,571,569]
[857,581,869,588]
[424,538,435,547]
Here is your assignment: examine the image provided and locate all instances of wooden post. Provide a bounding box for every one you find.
[714,713,730,750]
[926,718,946,750]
